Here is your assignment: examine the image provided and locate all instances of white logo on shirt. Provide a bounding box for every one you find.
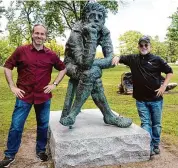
[148,61,152,65]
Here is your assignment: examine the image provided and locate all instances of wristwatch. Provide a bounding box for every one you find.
[53,82,58,86]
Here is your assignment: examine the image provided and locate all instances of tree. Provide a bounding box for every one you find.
[5,0,127,45]
[118,30,143,55]
[0,38,64,66]
[0,37,16,65]
[166,7,178,62]
[45,39,65,57]
[165,40,178,62]
[151,36,168,61]
[41,0,126,38]
[4,0,134,54]
[0,0,5,33]
[167,8,178,42]
[5,0,43,46]
[118,31,169,61]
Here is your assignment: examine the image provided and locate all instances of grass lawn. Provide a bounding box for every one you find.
[0,65,178,151]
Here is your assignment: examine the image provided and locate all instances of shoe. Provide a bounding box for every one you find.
[0,156,15,168]
[153,146,160,154]
[36,152,48,162]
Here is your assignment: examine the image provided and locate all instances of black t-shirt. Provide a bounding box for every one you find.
[119,53,173,101]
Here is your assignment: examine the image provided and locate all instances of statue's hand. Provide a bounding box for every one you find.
[82,23,98,42]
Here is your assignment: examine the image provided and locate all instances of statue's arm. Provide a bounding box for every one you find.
[93,27,113,69]
[64,30,83,66]
[65,26,98,70]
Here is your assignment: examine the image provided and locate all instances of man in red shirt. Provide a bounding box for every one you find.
[0,24,66,167]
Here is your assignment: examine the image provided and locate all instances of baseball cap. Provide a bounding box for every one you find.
[138,36,150,44]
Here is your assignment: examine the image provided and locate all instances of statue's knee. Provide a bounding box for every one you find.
[80,72,92,83]
[92,66,102,78]
[92,79,104,93]
[80,66,102,83]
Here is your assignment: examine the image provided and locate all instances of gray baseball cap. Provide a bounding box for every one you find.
[138,36,150,44]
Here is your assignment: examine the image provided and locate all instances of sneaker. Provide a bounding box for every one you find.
[0,156,15,168]
[153,146,160,154]
[36,152,48,162]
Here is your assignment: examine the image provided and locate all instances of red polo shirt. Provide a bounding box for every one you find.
[4,44,65,104]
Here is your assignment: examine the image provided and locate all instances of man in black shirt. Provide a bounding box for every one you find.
[112,36,173,156]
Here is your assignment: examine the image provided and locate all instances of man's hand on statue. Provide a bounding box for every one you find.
[10,85,25,98]
[112,56,120,66]
[44,84,56,94]
[155,85,166,97]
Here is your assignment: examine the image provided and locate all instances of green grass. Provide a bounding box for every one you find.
[0,65,178,151]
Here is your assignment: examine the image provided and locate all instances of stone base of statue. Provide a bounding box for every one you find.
[49,109,150,168]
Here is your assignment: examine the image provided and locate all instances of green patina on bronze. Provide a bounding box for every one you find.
[60,2,132,128]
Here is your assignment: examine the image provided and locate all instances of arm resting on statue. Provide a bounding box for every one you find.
[92,27,113,69]
[93,56,113,69]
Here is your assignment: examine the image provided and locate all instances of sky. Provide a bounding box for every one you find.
[105,0,178,51]
[1,0,178,52]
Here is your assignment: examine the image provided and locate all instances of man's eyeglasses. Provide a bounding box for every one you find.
[139,44,149,48]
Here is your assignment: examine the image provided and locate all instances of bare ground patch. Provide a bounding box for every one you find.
[0,130,178,168]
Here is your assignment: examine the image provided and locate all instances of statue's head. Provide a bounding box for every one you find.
[82,2,107,31]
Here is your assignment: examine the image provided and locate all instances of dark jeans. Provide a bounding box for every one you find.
[136,99,163,150]
[4,98,51,158]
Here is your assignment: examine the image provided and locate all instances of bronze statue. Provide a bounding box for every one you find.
[60,2,132,128]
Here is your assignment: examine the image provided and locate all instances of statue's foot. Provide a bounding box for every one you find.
[59,115,76,126]
[104,115,132,128]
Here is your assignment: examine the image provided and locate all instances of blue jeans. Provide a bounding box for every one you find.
[4,98,51,158]
[136,100,163,150]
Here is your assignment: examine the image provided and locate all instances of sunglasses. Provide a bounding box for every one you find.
[139,44,149,48]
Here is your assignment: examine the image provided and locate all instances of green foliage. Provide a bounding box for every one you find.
[151,36,168,61]
[45,39,65,57]
[98,0,119,14]
[5,1,43,46]
[0,0,5,33]
[6,19,24,46]
[0,37,64,65]
[167,8,178,42]
[96,50,104,58]
[166,8,178,62]
[43,0,120,37]
[166,41,178,62]
[117,31,175,62]
[118,30,143,55]
[0,38,16,65]
[4,0,123,46]
[43,1,65,38]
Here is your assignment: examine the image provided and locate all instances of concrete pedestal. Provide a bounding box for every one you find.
[49,109,150,168]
